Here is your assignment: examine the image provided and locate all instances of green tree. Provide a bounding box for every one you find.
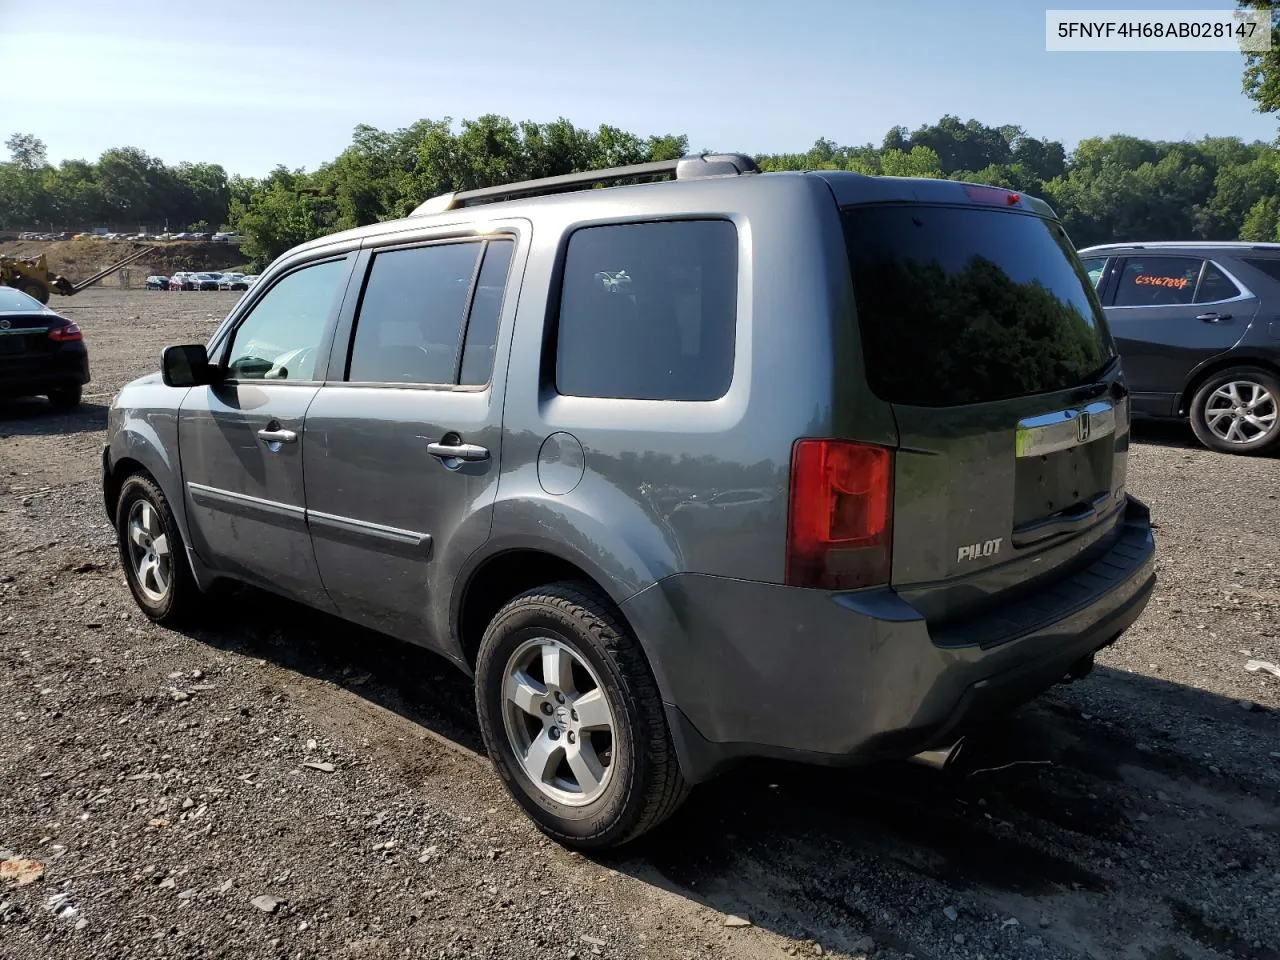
[1240,1,1280,119]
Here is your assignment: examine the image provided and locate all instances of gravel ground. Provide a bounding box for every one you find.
[1,288,1277,960]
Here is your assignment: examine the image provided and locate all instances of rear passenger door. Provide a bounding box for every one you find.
[1104,255,1257,414]
[302,228,523,648]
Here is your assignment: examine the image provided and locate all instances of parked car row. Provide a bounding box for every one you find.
[145,272,257,291]
[14,231,242,243]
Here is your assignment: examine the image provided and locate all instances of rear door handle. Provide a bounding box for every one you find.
[426,439,489,463]
[257,427,297,444]
[1196,312,1231,323]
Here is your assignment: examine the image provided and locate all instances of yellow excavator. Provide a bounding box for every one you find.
[0,247,155,304]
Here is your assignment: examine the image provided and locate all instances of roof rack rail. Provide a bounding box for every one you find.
[411,152,759,216]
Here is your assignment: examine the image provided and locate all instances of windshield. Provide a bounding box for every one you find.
[842,205,1116,408]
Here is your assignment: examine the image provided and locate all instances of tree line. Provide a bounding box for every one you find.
[4,112,1280,269]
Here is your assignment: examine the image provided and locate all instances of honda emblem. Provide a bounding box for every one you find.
[1076,410,1091,443]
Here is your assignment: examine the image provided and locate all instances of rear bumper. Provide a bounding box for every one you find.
[0,347,90,396]
[622,495,1156,783]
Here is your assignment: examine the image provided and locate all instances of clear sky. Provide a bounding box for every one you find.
[0,0,1273,176]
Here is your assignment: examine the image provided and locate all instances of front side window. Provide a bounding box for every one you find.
[555,219,738,401]
[225,258,348,381]
[1113,257,1202,307]
[347,241,482,384]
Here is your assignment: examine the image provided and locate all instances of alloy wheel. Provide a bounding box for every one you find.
[1203,380,1278,445]
[501,637,617,806]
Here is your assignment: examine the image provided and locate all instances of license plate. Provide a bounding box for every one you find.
[0,336,23,355]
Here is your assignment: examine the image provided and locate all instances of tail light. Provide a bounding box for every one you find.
[786,439,893,590]
[48,322,82,343]
[963,185,1021,206]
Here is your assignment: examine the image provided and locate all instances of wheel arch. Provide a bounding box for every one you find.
[452,541,707,789]
[454,543,639,674]
[105,417,218,590]
[1177,354,1280,416]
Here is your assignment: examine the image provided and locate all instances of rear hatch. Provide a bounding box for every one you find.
[840,188,1129,627]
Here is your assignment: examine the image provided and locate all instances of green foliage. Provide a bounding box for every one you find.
[1240,1,1280,116]
[5,113,1280,259]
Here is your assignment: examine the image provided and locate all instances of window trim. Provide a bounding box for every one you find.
[214,253,355,387]
[547,215,740,404]
[331,233,518,392]
[1193,259,1252,306]
[456,238,518,388]
[1108,256,1254,311]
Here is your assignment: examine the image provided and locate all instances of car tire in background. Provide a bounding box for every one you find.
[1189,366,1280,455]
[46,384,81,410]
[114,473,201,626]
[474,581,689,849]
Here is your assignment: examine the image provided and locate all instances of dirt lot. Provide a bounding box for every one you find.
[1,288,1278,960]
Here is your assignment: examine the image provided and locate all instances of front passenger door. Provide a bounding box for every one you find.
[179,255,353,609]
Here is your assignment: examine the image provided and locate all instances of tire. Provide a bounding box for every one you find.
[115,473,201,626]
[45,384,81,410]
[17,279,49,304]
[474,582,688,849]
[1188,366,1280,456]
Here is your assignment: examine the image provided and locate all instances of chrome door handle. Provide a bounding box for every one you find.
[426,440,489,462]
[1196,312,1231,323]
[257,427,297,444]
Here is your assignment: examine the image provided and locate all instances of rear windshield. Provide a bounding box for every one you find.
[0,287,45,313]
[842,205,1116,407]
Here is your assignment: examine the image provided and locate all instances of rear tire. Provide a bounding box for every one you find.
[474,582,688,849]
[46,384,81,410]
[115,474,201,626]
[1189,367,1280,455]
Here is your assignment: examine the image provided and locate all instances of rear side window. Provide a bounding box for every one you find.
[348,241,482,384]
[1242,257,1280,284]
[1079,257,1107,290]
[555,219,737,401]
[843,206,1116,408]
[1114,257,1201,307]
[1194,262,1241,303]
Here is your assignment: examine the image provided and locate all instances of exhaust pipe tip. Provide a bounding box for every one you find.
[908,738,966,771]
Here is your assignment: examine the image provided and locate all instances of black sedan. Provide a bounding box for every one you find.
[193,273,221,291]
[0,286,90,409]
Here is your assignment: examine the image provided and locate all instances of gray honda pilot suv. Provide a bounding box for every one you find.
[102,154,1156,848]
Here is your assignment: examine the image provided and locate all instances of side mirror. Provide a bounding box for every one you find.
[161,344,216,387]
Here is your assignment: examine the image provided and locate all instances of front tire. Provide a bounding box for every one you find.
[474,582,688,849]
[1189,367,1280,455]
[115,474,201,626]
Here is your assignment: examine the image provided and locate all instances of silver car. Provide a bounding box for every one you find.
[102,154,1155,849]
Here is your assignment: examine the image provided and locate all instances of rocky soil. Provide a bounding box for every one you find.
[1,289,1277,960]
